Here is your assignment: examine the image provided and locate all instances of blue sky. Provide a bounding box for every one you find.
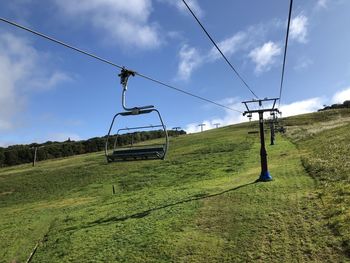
[0,0,349,146]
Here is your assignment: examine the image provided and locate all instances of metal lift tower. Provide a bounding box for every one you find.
[198,123,206,132]
[242,98,280,182]
[172,127,181,137]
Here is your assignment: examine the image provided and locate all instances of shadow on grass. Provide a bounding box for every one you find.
[67,180,258,231]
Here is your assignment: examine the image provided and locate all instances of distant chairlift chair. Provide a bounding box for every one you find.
[105,68,169,162]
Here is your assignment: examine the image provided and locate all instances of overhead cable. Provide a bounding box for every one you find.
[182,0,259,99]
[136,72,242,112]
[278,0,293,108]
[0,17,242,113]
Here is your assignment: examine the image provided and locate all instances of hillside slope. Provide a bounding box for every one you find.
[0,109,349,262]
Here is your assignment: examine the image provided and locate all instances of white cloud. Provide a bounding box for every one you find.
[29,71,72,91]
[317,0,328,8]
[280,97,324,117]
[177,44,202,80]
[207,23,273,63]
[294,57,313,71]
[249,41,281,73]
[159,0,203,18]
[54,0,161,49]
[45,72,72,88]
[177,31,248,81]
[175,20,283,80]
[290,15,308,43]
[176,25,269,80]
[0,33,69,131]
[207,31,247,61]
[332,87,350,104]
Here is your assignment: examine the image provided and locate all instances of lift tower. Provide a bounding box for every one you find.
[172,127,181,137]
[198,123,206,132]
[242,98,280,182]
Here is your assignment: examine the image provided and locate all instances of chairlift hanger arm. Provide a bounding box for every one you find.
[118,68,154,112]
[119,68,135,89]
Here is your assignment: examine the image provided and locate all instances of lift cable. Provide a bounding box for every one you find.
[278,0,293,108]
[0,17,242,113]
[134,72,242,112]
[182,0,259,100]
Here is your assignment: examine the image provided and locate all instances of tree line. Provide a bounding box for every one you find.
[319,100,350,111]
[0,129,185,167]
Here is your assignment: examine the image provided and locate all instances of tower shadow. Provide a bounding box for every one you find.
[86,180,258,228]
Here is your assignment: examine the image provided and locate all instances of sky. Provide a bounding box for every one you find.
[0,0,350,146]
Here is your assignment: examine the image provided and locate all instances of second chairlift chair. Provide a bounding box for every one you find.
[105,68,169,162]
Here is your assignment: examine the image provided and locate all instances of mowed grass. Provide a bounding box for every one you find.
[0,111,349,262]
[285,108,350,256]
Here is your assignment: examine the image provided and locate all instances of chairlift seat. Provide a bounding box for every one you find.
[137,105,154,110]
[107,145,166,162]
[120,109,154,116]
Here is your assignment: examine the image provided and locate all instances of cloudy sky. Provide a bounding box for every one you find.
[0,0,349,145]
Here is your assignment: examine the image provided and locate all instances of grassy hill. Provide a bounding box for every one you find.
[0,109,349,262]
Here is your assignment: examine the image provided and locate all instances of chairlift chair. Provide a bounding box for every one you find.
[274,112,286,133]
[247,113,253,122]
[105,68,169,162]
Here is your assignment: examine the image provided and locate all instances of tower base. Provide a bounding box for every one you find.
[258,171,273,182]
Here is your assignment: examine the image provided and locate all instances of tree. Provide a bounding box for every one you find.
[0,150,5,167]
[4,150,19,166]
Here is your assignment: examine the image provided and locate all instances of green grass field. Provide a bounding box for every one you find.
[1,109,350,262]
